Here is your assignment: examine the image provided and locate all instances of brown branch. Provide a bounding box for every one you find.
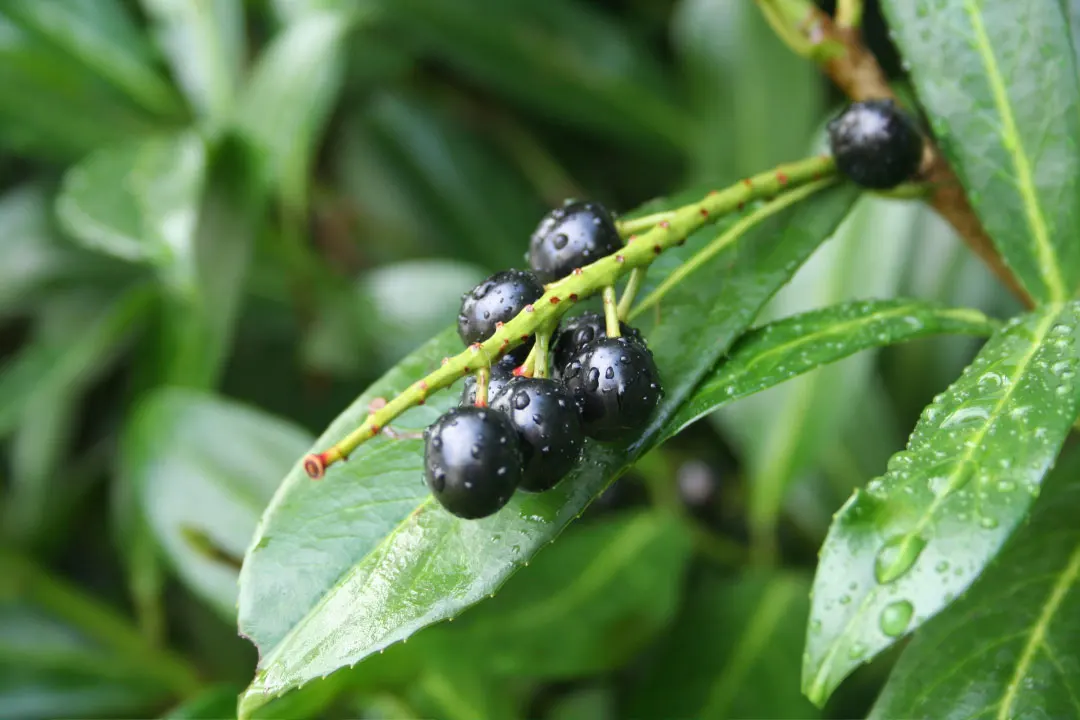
[804,9,1033,308]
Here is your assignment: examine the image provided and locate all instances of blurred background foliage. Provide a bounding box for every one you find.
[0,0,1023,718]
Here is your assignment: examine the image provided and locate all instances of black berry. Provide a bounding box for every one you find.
[562,337,663,442]
[423,407,523,519]
[491,377,584,492]
[460,361,515,406]
[551,311,643,378]
[528,201,622,282]
[827,99,923,190]
[457,270,544,347]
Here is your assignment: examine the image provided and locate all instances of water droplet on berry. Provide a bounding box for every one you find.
[513,391,530,410]
[553,233,569,249]
[587,368,600,392]
[471,444,481,458]
[605,367,615,379]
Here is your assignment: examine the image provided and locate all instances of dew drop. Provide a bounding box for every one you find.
[553,233,569,249]
[848,642,867,660]
[839,594,851,605]
[513,391,530,410]
[879,600,914,638]
[979,515,999,529]
[874,534,927,584]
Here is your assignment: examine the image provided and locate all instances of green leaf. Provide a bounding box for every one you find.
[124,389,313,620]
[803,301,1080,706]
[1,0,184,119]
[628,571,817,720]
[234,10,351,209]
[869,456,1080,719]
[236,183,858,712]
[140,0,246,125]
[0,11,162,159]
[56,131,207,291]
[665,299,996,441]
[0,285,153,441]
[381,0,690,152]
[0,185,72,316]
[881,0,1080,303]
[162,684,241,719]
[425,510,692,678]
[672,0,821,184]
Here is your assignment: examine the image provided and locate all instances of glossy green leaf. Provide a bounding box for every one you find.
[673,0,820,184]
[424,510,692,678]
[140,0,246,125]
[870,457,1080,719]
[881,0,1080,303]
[803,301,1080,706]
[1,0,183,119]
[56,131,207,292]
[234,10,350,209]
[124,389,313,620]
[237,184,858,712]
[629,571,817,720]
[666,299,996,441]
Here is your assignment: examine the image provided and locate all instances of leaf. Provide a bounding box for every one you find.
[56,131,207,291]
[423,510,692,678]
[665,299,996,441]
[0,13,160,160]
[0,185,72,316]
[869,454,1080,719]
[0,285,154,440]
[881,0,1080,303]
[380,0,690,152]
[140,0,246,125]
[628,571,817,720]
[672,0,821,184]
[233,10,350,210]
[1,0,184,119]
[124,389,313,620]
[803,301,1080,706]
[162,684,241,719]
[236,183,858,712]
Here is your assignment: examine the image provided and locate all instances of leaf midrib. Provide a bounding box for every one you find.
[962,0,1063,301]
[807,306,1061,702]
[995,542,1080,719]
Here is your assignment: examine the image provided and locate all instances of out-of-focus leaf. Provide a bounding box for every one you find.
[804,301,1080,706]
[0,285,153,441]
[545,686,614,720]
[672,0,821,184]
[56,131,207,292]
[0,13,161,159]
[869,454,1080,719]
[1,0,183,119]
[124,389,312,619]
[665,299,996,440]
[0,186,70,316]
[629,572,817,719]
[424,511,692,678]
[162,684,240,719]
[0,552,199,720]
[234,10,351,209]
[882,0,1080,303]
[140,0,246,125]
[352,92,544,270]
[236,184,858,713]
[382,0,690,152]
[410,658,522,720]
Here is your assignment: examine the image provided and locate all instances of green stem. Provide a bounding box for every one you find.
[602,286,621,338]
[630,177,836,320]
[617,211,675,238]
[473,366,490,407]
[533,322,555,379]
[617,268,646,321]
[304,155,837,477]
[2,549,201,697]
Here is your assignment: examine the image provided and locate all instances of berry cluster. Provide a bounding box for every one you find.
[425,202,664,519]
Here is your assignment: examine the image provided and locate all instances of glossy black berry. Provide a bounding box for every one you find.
[423,407,523,519]
[827,99,923,190]
[528,201,622,282]
[551,311,643,378]
[562,337,664,442]
[491,377,584,492]
[460,361,515,406]
[457,270,544,347]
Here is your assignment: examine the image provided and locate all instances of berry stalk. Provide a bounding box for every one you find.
[303,153,837,478]
[602,286,620,338]
[617,267,646,321]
